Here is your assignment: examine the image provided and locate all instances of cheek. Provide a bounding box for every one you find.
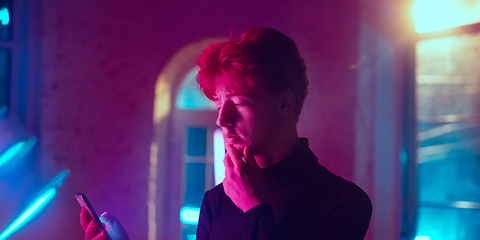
[237,105,276,135]
[247,112,274,136]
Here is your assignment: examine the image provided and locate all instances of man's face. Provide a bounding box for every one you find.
[213,76,280,155]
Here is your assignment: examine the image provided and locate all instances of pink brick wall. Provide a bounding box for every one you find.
[13,0,369,239]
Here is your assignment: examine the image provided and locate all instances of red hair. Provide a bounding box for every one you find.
[196,27,309,121]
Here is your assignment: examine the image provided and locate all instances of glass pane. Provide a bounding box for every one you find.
[416,207,480,240]
[184,162,205,207]
[187,127,207,156]
[414,0,480,33]
[176,68,216,110]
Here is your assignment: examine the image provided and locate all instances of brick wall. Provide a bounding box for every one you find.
[14,0,367,239]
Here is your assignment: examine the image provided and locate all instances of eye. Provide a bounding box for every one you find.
[214,102,221,111]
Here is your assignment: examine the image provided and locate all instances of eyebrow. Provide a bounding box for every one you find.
[213,93,250,101]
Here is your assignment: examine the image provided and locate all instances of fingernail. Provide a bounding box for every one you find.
[100,215,108,223]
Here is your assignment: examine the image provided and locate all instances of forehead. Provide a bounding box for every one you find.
[213,75,257,98]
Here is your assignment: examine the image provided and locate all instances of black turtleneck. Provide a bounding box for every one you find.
[196,138,372,240]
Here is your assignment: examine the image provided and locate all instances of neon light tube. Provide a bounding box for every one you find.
[0,169,69,240]
[0,137,37,170]
[415,236,431,240]
[0,8,9,26]
[0,189,57,240]
[180,207,200,225]
[213,129,225,185]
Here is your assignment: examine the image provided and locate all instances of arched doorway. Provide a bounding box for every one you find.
[151,38,226,240]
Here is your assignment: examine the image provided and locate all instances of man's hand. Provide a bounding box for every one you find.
[223,144,268,212]
[80,208,129,240]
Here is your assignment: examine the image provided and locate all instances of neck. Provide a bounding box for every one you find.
[255,128,300,169]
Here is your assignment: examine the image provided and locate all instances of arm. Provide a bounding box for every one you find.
[240,189,371,240]
[212,144,372,240]
[222,144,275,240]
[240,204,275,240]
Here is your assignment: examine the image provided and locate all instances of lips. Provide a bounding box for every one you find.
[223,133,240,142]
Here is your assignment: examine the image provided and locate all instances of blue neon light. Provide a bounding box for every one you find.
[180,207,200,225]
[0,8,9,26]
[0,142,25,168]
[0,137,37,170]
[0,170,68,239]
[0,188,57,240]
[415,236,431,240]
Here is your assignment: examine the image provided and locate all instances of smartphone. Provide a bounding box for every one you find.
[75,193,111,239]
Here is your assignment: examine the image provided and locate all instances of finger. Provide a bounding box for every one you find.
[223,152,234,170]
[85,219,102,240]
[91,230,109,240]
[100,212,129,240]
[243,145,260,170]
[80,208,93,232]
[225,144,243,168]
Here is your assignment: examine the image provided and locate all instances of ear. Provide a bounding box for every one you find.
[278,89,296,116]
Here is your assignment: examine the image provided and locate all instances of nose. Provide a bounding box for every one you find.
[216,102,235,128]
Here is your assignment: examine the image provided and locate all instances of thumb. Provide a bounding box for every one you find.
[99,212,129,240]
[243,145,260,170]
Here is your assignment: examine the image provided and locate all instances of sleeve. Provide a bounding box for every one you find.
[240,204,275,240]
[240,192,371,240]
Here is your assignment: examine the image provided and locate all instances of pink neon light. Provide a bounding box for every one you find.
[213,129,225,185]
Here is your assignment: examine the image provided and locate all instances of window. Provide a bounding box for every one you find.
[404,1,480,239]
[0,0,11,116]
[175,68,225,240]
[180,127,217,240]
[176,67,216,110]
[414,31,480,240]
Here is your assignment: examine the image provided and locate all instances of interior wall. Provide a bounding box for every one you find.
[5,0,401,239]
[356,0,409,239]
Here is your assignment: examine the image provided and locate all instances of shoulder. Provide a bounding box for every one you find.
[203,183,225,203]
[309,166,372,213]
[202,183,232,209]
[337,180,372,212]
[326,168,367,196]
[327,171,372,220]
[205,183,225,198]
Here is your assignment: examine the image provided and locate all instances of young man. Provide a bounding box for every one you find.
[81,27,371,240]
[194,27,372,240]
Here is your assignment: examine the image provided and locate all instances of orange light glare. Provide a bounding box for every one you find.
[413,0,480,33]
